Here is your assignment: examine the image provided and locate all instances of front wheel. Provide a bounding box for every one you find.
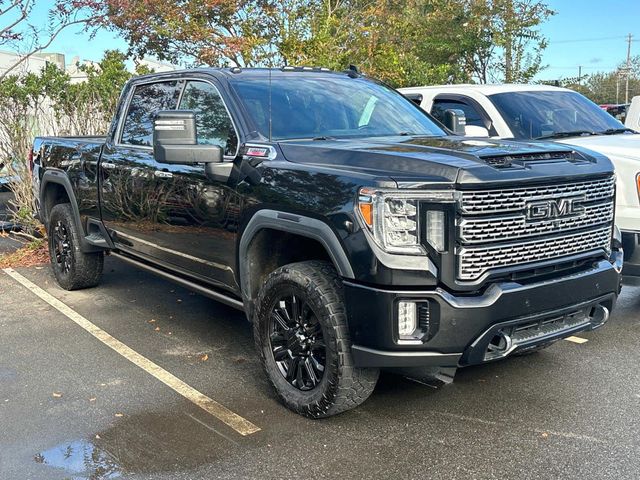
[254,260,379,418]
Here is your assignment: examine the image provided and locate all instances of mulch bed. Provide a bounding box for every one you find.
[0,235,49,269]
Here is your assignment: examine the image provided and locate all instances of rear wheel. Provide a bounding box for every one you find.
[48,203,103,290]
[254,260,379,418]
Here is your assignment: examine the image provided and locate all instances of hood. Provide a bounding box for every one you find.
[277,135,614,188]
[556,133,640,161]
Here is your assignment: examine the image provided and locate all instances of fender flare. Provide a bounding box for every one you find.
[238,209,355,306]
[40,170,94,252]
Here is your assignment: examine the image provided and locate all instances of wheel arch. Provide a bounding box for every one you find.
[40,170,92,251]
[238,209,354,319]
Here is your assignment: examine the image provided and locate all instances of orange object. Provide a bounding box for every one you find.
[359,202,373,227]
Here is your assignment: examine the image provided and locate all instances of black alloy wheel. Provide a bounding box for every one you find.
[269,294,326,391]
[52,220,72,274]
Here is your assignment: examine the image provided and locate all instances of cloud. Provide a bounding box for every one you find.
[589,57,602,64]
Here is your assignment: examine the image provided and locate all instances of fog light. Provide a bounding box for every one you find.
[426,210,445,252]
[398,301,417,336]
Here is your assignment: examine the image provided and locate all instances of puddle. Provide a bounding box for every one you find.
[34,409,242,477]
[34,439,122,479]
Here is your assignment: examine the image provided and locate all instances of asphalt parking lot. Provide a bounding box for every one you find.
[1,257,639,480]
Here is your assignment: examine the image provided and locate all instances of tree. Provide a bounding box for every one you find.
[95,0,554,87]
[548,56,640,105]
[0,0,100,81]
[94,0,279,67]
[463,0,555,83]
[0,50,137,231]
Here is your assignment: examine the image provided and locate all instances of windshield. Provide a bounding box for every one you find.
[489,90,625,140]
[230,74,445,141]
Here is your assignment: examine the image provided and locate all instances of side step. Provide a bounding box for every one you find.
[84,233,109,248]
[110,251,245,311]
[84,218,114,249]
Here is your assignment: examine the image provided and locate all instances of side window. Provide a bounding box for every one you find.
[431,99,486,128]
[120,81,182,146]
[179,81,239,157]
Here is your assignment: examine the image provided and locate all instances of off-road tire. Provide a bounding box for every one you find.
[254,260,379,418]
[48,203,103,290]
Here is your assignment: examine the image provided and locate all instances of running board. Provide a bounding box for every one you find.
[110,251,244,311]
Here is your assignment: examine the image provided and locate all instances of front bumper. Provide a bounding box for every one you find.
[345,259,620,368]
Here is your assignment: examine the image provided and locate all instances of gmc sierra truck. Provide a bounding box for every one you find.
[400,83,640,283]
[32,68,623,418]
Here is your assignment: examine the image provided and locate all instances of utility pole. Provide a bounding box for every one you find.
[578,66,582,85]
[625,33,633,104]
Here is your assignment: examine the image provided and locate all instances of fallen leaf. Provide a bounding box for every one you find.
[200,354,209,362]
[148,319,156,323]
[154,327,160,331]
[541,432,549,438]
[114,413,124,417]
[95,434,101,440]
[52,392,63,398]
[89,397,97,402]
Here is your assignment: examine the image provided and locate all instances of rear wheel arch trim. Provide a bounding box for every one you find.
[40,171,92,251]
[238,209,355,303]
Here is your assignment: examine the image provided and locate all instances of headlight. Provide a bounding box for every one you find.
[357,188,456,255]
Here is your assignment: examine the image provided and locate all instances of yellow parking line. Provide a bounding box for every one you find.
[3,268,260,436]
[565,336,589,344]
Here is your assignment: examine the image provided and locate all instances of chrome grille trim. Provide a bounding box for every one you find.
[459,203,614,244]
[460,176,615,215]
[458,227,612,280]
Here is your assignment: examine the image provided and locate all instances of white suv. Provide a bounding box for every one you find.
[399,84,640,282]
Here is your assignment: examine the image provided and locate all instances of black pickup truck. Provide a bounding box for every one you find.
[31,67,623,417]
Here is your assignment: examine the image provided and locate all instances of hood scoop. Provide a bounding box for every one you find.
[479,150,590,169]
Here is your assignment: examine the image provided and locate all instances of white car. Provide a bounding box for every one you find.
[399,84,640,282]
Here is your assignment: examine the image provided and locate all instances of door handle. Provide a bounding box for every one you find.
[102,162,116,170]
[154,170,173,179]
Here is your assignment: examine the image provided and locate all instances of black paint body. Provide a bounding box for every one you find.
[31,68,621,369]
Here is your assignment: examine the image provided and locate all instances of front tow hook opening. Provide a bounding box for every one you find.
[589,305,610,330]
[484,331,515,361]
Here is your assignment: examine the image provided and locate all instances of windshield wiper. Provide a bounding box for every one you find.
[535,130,598,140]
[598,127,636,135]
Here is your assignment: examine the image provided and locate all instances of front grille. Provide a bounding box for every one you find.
[460,203,614,244]
[459,176,614,215]
[456,176,614,281]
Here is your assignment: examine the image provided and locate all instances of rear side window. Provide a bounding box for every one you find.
[431,99,486,128]
[179,81,238,156]
[120,81,182,146]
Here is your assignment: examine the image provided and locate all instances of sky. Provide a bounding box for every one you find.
[19,0,640,80]
[536,0,640,80]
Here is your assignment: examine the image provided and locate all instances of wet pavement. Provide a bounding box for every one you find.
[1,257,639,479]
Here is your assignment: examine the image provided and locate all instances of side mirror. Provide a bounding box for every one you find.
[464,125,490,137]
[404,93,423,106]
[153,110,223,164]
[443,108,466,135]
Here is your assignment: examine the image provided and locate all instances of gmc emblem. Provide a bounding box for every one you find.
[526,195,586,221]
